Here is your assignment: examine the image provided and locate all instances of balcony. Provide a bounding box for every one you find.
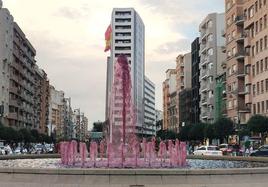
[201,84,208,92]
[234,50,248,60]
[221,29,226,37]
[201,111,208,118]
[235,16,244,26]
[221,46,226,53]
[201,70,208,79]
[221,61,227,69]
[10,73,19,82]
[235,32,246,43]
[8,113,18,120]
[238,87,247,95]
[9,99,18,107]
[9,86,18,94]
[201,97,208,105]
[236,69,246,78]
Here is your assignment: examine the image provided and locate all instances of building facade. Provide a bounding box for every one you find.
[179,88,192,127]
[162,69,177,131]
[106,8,145,134]
[243,0,268,120]
[144,76,156,136]
[191,37,201,124]
[176,53,192,130]
[199,13,225,123]
[34,66,50,134]
[0,6,12,125]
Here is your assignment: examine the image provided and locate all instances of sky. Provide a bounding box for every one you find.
[2,0,224,130]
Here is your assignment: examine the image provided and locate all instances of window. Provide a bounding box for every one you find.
[207,20,213,28]
[228,100,232,109]
[197,147,206,151]
[266,79,268,92]
[261,59,264,72]
[232,30,236,38]
[257,102,260,113]
[249,6,254,18]
[227,2,231,10]
[261,80,264,93]
[232,47,236,55]
[253,104,256,114]
[256,41,259,53]
[256,21,259,34]
[262,101,265,113]
[252,65,256,76]
[255,1,258,13]
[232,64,237,72]
[257,61,259,74]
[264,15,267,28]
[208,48,213,56]
[257,82,260,94]
[266,100,268,111]
[260,39,263,51]
[260,18,263,31]
[264,36,267,49]
[208,34,213,41]
[265,57,268,71]
[234,99,237,108]
[259,0,263,8]
[227,18,231,26]
[252,45,255,56]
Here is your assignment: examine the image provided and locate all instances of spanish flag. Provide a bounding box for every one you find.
[104,24,112,52]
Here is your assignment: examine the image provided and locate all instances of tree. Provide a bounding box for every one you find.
[178,124,193,141]
[188,123,205,141]
[204,123,216,141]
[92,122,104,132]
[247,114,268,143]
[214,117,235,143]
[156,120,163,131]
[157,130,177,140]
[30,129,40,143]
[19,128,32,143]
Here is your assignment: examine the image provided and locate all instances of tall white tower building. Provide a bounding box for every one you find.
[106,8,145,134]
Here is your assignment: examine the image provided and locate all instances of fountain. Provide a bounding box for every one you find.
[0,55,268,187]
[59,54,187,168]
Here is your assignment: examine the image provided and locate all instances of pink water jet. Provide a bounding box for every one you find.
[60,54,187,168]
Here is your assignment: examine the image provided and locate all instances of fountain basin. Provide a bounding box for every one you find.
[0,166,268,187]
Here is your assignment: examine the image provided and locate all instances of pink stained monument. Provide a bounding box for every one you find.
[60,54,187,168]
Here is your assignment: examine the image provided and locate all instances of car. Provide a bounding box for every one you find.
[250,145,268,157]
[193,146,223,156]
[14,147,22,155]
[219,144,243,156]
[0,146,6,155]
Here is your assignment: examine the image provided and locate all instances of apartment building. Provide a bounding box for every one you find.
[34,66,49,134]
[199,13,225,123]
[176,53,192,129]
[106,8,145,134]
[48,86,66,138]
[0,6,12,125]
[144,76,156,136]
[243,0,268,119]
[191,37,201,124]
[162,69,177,131]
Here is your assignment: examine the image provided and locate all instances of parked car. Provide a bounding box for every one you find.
[219,144,243,156]
[0,146,6,155]
[250,145,268,157]
[14,147,22,155]
[193,146,223,156]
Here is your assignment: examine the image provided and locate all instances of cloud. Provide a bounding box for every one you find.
[155,38,191,54]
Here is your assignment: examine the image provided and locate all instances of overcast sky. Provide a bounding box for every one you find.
[3,0,224,130]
